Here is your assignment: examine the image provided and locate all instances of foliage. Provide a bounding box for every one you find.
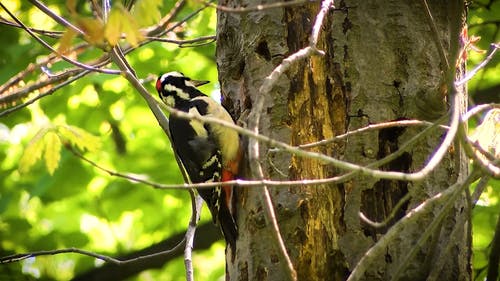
[0,0,223,280]
[0,0,499,280]
[468,1,500,279]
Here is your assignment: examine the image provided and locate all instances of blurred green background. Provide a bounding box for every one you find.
[0,0,499,280]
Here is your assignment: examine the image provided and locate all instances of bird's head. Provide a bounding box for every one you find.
[156,71,209,108]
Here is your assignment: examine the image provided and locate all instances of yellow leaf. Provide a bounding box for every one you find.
[105,8,122,47]
[132,0,162,27]
[121,17,143,47]
[76,17,106,46]
[57,125,101,152]
[19,128,49,174]
[105,5,144,47]
[58,29,77,55]
[44,131,62,175]
[66,0,77,15]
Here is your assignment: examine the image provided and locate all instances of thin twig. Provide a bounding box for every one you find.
[0,42,90,97]
[455,43,500,86]
[459,108,500,177]
[309,0,333,46]
[68,126,460,191]
[421,0,449,69]
[298,119,449,149]
[205,0,318,13]
[470,176,491,207]
[389,172,477,281]
[145,35,216,47]
[0,2,119,75]
[185,191,204,281]
[144,0,187,36]
[359,192,412,229]
[28,0,84,35]
[426,193,470,281]
[0,239,185,265]
[0,17,64,37]
[0,71,90,117]
[246,1,334,280]
[163,100,455,182]
[462,103,500,121]
[347,170,480,281]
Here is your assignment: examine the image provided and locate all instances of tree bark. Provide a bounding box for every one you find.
[216,1,469,280]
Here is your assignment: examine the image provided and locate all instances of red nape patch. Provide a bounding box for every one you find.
[156,79,162,92]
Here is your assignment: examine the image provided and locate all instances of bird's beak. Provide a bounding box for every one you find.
[191,79,210,87]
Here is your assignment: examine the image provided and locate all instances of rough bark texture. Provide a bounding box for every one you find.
[216,1,469,280]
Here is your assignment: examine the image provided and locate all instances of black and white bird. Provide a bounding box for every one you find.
[156,71,241,249]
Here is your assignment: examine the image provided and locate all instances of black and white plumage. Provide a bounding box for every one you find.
[156,71,240,249]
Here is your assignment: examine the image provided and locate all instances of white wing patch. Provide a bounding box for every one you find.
[202,154,219,169]
[163,95,175,107]
[188,107,208,137]
[192,96,240,164]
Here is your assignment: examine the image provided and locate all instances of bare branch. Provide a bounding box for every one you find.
[0,239,185,265]
[144,0,186,36]
[205,0,318,13]
[470,176,491,207]
[0,42,88,97]
[348,170,480,281]
[455,43,500,86]
[298,119,449,149]
[0,3,120,75]
[309,0,333,46]
[420,0,449,69]
[0,70,91,117]
[145,35,216,47]
[463,135,500,177]
[462,103,500,121]
[185,191,204,281]
[165,101,457,182]
[28,0,84,35]
[0,16,64,37]
[359,192,412,229]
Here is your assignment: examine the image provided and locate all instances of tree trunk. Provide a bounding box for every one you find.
[216,1,469,280]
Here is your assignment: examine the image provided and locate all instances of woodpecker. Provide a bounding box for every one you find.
[156,71,241,249]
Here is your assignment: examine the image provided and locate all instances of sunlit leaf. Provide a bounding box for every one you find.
[105,8,122,47]
[132,0,162,27]
[76,17,106,47]
[58,28,77,55]
[19,127,49,174]
[105,5,144,47]
[57,125,101,152]
[121,15,143,47]
[66,0,77,15]
[44,131,61,175]
[470,109,500,157]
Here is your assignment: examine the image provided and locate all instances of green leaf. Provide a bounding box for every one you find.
[19,127,50,174]
[58,28,77,55]
[44,131,62,175]
[104,8,122,47]
[133,0,162,27]
[57,125,101,152]
[121,13,143,47]
[105,5,144,47]
[76,16,106,47]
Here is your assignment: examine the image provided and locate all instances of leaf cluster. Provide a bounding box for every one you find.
[0,0,224,280]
